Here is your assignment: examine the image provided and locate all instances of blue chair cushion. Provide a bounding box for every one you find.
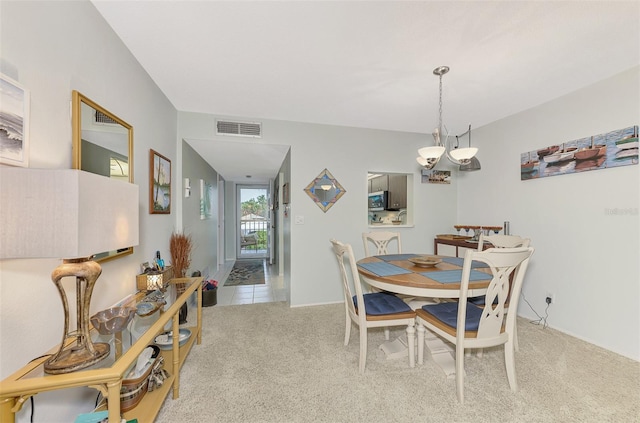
[468,295,498,306]
[468,296,485,305]
[353,292,412,316]
[421,301,483,331]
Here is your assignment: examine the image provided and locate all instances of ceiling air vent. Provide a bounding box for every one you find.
[216,120,262,138]
[94,110,119,126]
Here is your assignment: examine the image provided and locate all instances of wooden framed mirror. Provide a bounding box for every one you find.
[72,90,134,262]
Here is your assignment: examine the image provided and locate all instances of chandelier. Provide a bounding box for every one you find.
[416,66,480,171]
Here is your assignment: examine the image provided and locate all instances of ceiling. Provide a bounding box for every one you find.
[92,1,639,183]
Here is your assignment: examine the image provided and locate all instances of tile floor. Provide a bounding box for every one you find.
[214,259,286,306]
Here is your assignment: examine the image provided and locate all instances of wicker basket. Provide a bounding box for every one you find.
[120,345,160,412]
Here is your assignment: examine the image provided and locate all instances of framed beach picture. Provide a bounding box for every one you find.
[150,149,171,214]
[0,74,30,167]
[200,179,213,220]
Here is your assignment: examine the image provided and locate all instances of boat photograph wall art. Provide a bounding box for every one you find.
[520,125,638,181]
[0,74,30,167]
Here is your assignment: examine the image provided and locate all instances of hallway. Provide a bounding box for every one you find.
[214,259,286,305]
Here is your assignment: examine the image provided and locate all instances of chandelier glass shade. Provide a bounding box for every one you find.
[416,66,479,170]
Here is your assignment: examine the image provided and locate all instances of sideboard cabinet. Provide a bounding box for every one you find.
[0,277,202,423]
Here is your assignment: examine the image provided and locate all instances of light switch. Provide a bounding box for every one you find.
[295,215,305,225]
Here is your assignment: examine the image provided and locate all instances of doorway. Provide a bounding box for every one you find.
[237,185,269,259]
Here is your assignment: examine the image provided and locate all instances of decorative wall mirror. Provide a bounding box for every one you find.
[304,168,346,212]
[72,90,134,262]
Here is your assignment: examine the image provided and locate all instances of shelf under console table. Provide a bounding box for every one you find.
[0,277,203,423]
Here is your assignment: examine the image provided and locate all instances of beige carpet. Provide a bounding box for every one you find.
[157,302,639,422]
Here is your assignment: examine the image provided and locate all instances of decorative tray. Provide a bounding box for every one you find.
[408,256,443,268]
[136,301,162,317]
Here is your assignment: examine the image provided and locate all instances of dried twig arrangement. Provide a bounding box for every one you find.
[169,232,192,279]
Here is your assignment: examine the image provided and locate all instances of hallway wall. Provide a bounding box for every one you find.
[181,140,219,278]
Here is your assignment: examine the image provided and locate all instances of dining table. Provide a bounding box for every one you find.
[356,253,493,378]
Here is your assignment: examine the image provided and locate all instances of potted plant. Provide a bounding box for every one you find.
[169,232,192,323]
[169,232,192,278]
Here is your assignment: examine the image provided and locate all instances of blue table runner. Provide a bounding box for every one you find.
[375,254,419,261]
[441,257,489,268]
[423,269,492,284]
[358,262,412,277]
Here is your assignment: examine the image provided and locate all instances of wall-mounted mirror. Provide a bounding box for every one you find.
[304,168,346,212]
[72,90,134,262]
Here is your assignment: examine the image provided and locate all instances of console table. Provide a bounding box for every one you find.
[433,235,491,257]
[0,277,202,423]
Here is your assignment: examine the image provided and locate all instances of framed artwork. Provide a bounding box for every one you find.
[521,125,638,181]
[150,149,171,214]
[422,169,451,184]
[0,74,30,167]
[200,179,213,220]
[282,182,290,204]
[273,184,279,210]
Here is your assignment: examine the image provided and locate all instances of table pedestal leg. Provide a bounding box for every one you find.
[421,328,460,380]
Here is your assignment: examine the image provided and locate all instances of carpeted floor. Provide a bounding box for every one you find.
[157,302,639,423]
[222,259,266,286]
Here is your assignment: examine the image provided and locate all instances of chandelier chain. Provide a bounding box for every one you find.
[438,74,443,135]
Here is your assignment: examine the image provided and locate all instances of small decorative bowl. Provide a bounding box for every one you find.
[90,307,136,335]
[408,256,443,268]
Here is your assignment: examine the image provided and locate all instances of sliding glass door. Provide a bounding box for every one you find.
[237,185,269,259]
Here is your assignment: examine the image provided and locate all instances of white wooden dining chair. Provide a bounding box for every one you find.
[330,239,416,373]
[362,231,402,256]
[478,233,531,251]
[416,246,534,403]
[363,230,402,323]
[474,234,531,353]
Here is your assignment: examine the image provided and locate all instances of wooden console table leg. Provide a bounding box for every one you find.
[172,314,180,399]
[197,284,202,345]
[1,397,16,423]
[106,381,121,423]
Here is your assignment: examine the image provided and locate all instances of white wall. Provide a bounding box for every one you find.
[458,67,639,360]
[0,2,178,421]
[180,140,219,278]
[177,112,459,306]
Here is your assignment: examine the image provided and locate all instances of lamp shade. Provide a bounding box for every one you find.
[418,145,445,160]
[449,147,478,162]
[0,168,139,259]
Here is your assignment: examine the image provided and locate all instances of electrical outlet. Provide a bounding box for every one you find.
[545,292,555,304]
